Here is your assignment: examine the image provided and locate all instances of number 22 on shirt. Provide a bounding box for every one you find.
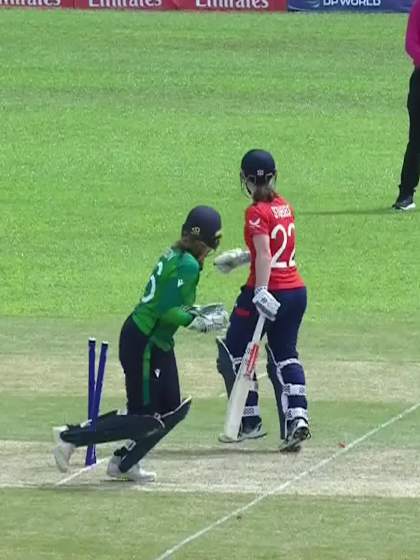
[270,223,296,269]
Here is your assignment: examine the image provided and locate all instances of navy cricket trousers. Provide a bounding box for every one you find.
[119,315,181,416]
[225,285,307,361]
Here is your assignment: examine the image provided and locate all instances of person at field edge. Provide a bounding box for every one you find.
[53,206,227,483]
[214,150,310,452]
[392,0,420,211]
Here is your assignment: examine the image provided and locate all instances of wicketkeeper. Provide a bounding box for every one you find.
[214,150,310,452]
[53,206,227,482]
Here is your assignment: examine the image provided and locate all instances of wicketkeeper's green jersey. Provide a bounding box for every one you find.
[132,247,200,350]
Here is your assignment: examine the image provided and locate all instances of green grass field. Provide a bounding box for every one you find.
[1,9,420,560]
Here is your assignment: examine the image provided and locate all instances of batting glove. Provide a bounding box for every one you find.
[252,287,280,322]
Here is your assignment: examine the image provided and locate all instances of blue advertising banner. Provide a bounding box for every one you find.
[288,0,412,11]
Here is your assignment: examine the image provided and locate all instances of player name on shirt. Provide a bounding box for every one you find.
[271,205,292,219]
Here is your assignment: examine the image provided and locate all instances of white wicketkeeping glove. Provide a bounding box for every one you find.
[190,303,226,316]
[213,248,250,274]
[252,287,280,322]
[188,304,229,333]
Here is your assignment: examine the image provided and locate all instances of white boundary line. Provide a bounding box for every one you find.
[152,401,420,560]
[54,458,107,487]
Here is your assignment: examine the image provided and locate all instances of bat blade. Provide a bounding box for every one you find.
[223,342,257,441]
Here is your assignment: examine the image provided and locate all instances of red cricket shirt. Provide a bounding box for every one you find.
[244,195,305,291]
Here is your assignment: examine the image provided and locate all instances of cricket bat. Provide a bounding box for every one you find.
[223,314,266,441]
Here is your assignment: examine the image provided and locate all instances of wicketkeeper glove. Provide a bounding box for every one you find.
[188,303,229,333]
[213,248,250,274]
[252,287,280,322]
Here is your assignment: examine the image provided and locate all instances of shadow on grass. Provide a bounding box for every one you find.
[298,207,413,216]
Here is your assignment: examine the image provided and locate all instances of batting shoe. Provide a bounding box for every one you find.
[218,422,267,443]
[392,191,416,211]
[106,455,156,484]
[52,426,75,473]
[280,418,311,453]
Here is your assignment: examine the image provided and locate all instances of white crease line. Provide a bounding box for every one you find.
[218,373,267,398]
[0,482,34,489]
[54,458,108,486]
[152,400,420,560]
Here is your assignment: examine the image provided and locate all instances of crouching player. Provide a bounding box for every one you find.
[53,206,227,482]
[215,150,310,452]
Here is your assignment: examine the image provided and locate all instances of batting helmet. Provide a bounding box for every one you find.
[240,149,277,188]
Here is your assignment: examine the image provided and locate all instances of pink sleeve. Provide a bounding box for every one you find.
[406,0,420,66]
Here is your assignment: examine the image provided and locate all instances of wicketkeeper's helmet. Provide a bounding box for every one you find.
[182,206,222,250]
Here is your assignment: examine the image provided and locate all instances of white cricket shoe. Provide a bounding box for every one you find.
[280,418,311,453]
[106,455,156,484]
[218,422,267,443]
[52,426,75,473]
[52,425,68,445]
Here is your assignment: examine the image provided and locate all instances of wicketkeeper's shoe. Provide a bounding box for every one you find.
[392,191,416,211]
[280,418,311,453]
[52,426,76,473]
[52,425,67,445]
[218,422,267,443]
[106,455,156,484]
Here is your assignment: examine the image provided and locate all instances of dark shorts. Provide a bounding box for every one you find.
[119,315,181,416]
